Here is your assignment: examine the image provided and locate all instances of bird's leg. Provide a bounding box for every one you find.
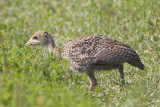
[118,65,125,84]
[86,72,97,90]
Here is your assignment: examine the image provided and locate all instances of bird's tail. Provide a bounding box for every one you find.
[127,59,145,70]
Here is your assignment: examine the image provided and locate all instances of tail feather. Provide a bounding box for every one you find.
[128,59,145,70]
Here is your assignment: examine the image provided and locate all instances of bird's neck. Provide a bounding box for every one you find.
[48,42,59,57]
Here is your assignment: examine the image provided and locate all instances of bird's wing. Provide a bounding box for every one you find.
[92,45,138,65]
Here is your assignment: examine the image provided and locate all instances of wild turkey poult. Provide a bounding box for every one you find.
[26,31,145,89]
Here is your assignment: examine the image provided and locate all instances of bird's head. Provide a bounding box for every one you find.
[26,30,53,47]
[26,31,58,56]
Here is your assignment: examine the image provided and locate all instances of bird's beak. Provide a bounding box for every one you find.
[25,41,31,46]
[25,39,41,46]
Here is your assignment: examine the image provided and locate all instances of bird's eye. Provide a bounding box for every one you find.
[33,36,38,40]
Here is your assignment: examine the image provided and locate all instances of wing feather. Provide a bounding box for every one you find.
[92,45,139,65]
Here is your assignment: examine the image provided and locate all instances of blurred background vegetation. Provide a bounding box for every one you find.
[0,0,160,106]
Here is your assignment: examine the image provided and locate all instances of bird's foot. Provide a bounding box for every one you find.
[89,84,97,90]
[121,80,125,84]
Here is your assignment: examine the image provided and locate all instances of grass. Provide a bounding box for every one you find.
[0,0,160,106]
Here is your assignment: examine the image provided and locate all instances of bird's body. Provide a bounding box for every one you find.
[62,35,144,72]
[26,31,145,89]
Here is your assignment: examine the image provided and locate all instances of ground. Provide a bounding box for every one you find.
[0,0,160,106]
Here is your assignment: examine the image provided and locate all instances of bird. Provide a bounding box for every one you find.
[26,31,145,90]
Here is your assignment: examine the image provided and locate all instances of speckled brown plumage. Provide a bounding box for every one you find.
[62,35,144,71]
[26,31,145,89]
